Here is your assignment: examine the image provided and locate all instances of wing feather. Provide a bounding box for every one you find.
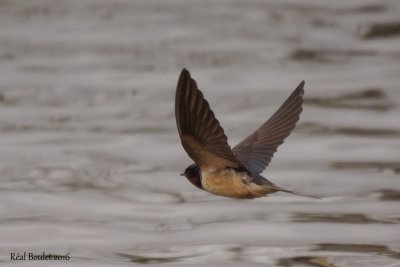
[233,81,305,174]
[176,69,247,170]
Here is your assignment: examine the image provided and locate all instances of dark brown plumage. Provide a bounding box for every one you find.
[175,69,247,171]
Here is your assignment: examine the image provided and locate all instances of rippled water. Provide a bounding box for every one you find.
[1,0,400,266]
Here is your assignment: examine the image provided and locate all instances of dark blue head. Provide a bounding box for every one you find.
[180,164,202,189]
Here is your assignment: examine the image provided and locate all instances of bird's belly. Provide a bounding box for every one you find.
[201,169,268,199]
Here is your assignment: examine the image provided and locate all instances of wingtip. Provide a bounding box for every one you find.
[177,68,192,88]
[296,80,305,97]
[181,68,190,75]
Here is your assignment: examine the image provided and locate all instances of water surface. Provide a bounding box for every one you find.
[1,0,400,266]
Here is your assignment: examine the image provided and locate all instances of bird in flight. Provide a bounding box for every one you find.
[176,68,311,199]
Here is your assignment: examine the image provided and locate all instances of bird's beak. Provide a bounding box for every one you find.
[180,173,185,176]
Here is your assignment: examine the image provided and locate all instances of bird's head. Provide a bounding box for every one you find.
[180,164,202,189]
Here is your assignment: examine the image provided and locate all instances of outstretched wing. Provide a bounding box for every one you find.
[232,81,305,174]
[175,69,247,170]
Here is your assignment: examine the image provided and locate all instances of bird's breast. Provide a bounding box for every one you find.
[201,169,268,199]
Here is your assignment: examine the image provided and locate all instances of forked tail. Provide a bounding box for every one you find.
[267,184,320,199]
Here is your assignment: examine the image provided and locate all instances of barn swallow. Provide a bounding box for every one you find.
[176,68,311,199]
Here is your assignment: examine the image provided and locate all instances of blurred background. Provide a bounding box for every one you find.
[0,0,399,266]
